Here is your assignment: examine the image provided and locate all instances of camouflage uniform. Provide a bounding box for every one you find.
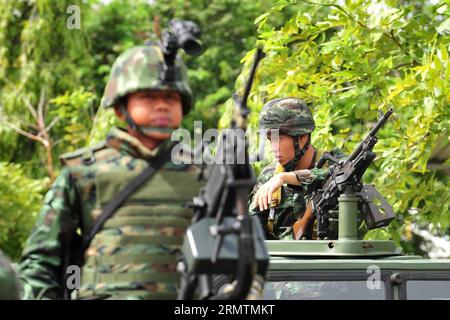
[249,155,343,240]
[249,98,344,240]
[0,250,20,300]
[18,45,203,300]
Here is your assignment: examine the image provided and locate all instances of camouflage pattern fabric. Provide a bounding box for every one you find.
[0,250,20,300]
[18,127,204,300]
[78,157,202,299]
[101,45,193,115]
[259,98,315,137]
[248,148,345,240]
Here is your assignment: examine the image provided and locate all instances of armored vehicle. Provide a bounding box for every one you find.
[257,108,450,300]
[262,196,450,300]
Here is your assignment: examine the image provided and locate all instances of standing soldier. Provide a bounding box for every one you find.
[18,44,204,299]
[249,98,344,240]
[0,250,20,300]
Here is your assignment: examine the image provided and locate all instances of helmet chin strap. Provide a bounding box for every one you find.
[282,135,310,172]
[119,103,175,136]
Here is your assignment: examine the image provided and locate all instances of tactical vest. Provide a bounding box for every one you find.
[61,143,203,299]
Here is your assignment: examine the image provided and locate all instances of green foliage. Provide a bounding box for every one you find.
[154,0,272,131]
[83,0,154,97]
[89,109,122,145]
[0,0,130,258]
[0,0,92,177]
[0,0,90,112]
[0,163,47,260]
[49,88,96,152]
[225,0,449,251]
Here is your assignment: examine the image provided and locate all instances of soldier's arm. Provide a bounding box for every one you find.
[272,168,327,187]
[300,148,347,193]
[18,168,79,300]
[281,148,347,188]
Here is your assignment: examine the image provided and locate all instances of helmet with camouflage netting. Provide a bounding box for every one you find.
[101,45,193,115]
[259,98,315,137]
[259,97,316,171]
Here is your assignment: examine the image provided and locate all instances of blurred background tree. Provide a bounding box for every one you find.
[0,0,93,259]
[0,163,46,261]
[0,0,448,259]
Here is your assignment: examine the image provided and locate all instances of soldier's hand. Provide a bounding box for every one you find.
[252,174,285,211]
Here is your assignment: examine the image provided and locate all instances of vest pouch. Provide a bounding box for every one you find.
[79,167,203,299]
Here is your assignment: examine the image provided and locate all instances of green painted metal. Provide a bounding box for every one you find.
[266,240,402,257]
[338,193,358,240]
[267,257,450,271]
[264,189,405,259]
[262,184,450,299]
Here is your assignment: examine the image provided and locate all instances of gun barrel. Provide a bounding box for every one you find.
[240,48,264,113]
[368,108,393,137]
[347,108,393,163]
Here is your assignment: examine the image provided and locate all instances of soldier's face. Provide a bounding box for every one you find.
[125,90,183,139]
[269,134,296,165]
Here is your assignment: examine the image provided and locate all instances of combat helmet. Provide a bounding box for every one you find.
[259,97,315,171]
[101,44,193,134]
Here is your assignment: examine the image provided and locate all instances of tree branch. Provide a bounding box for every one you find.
[5,121,49,148]
[23,96,39,123]
[37,116,60,138]
[330,85,356,94]
[37,88,46,132]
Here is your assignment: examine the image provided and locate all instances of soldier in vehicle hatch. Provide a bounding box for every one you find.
[249,98,345,240]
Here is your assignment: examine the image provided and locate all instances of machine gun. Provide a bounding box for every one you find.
[310,109,395,240]
[177,49,269,300]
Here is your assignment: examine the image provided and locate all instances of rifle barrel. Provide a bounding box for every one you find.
[368,108,393,137]
[347,108,393,163]
[240,48,264,113]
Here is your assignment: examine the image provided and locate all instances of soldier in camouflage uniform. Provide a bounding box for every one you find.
[0,250,20,299]
[249,98,344,240]
[18,45,204,300]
